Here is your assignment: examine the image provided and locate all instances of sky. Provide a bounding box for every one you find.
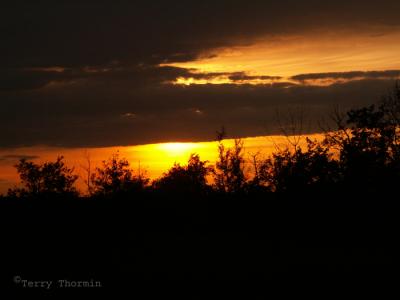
[0,134,324,194]
[1,1,400,191]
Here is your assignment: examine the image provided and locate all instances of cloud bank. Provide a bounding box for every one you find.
[2,1,400,147]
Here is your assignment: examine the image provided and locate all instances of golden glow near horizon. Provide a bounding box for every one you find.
[173,74,284,86]
[157,142,200,155]
[162,29,400,86]
[0,134,324,194]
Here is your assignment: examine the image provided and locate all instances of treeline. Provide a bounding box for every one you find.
[4,84,400,199]
[2,86,399,288]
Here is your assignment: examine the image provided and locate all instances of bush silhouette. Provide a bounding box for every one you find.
[8,156,78,197]
[153,153,213,195]
[213,128,247,194]
[91,152,149,197]
[325,83,400,192]
[259,138,339,193]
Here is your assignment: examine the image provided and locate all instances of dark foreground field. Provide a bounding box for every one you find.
[0,191,397,294]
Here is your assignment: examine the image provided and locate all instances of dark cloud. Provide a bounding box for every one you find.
[291,70,400,81]
[0,66,285,91]
[0,68,83,91]
[1,1,400,69]
[2,1,400,148]
[0,65,196,91]
[0,73,396,148]
[0,155,40,162]
[228,73,282,82]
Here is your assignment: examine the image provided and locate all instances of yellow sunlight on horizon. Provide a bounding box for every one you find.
[0,134,325,194]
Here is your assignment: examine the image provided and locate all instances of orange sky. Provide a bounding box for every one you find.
[0,134,324,195]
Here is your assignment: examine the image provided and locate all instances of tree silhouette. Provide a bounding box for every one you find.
[153,153,212,195]
[259,138,339,193]
[8,156,78,197]
[324,83,400,192]
[91,152,149,197]
[80,150,94,196]
[213,128,247,194]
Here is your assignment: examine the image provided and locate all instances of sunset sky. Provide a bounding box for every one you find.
[1,1,400,192]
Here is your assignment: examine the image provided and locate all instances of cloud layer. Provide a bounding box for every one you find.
[2,1,400,147]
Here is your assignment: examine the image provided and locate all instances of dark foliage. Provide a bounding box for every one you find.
[259,138,340,193]
[91,152,149,197]
[213,129,247,194]
[152,154,213,196]
[324,83,400,193]
[7,156,78,198]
